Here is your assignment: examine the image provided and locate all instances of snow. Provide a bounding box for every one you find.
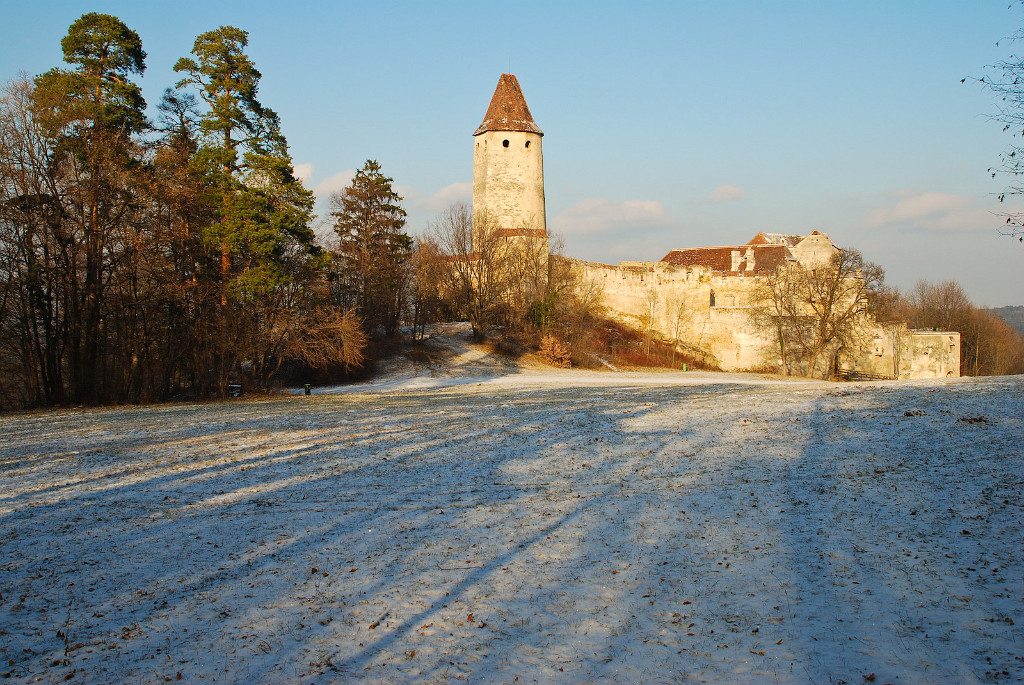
[1,369,1022,683]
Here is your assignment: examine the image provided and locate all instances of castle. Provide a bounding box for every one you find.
[472,74,960,379]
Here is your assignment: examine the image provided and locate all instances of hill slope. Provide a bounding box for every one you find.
[991,305,1024,337]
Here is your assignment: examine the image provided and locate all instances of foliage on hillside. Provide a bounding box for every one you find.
[990,305,1024,338]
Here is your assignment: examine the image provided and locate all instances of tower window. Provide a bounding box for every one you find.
[525,140,530,148]
[502,139,509,148]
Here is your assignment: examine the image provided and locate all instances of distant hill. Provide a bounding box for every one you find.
[990,306,1024,337]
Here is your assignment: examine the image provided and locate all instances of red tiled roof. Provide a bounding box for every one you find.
[660,244,791,274]
[473,73,543,136]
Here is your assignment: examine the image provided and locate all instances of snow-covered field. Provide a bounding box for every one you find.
[1,369,1021,683]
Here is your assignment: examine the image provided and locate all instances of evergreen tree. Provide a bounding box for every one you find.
[330,160,412,338]
[174,26,319,390]
[29,13,148,403]
[33,12,147,136]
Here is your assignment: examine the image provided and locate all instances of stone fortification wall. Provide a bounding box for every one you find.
[575,258,962,379]
[574,259,773,370]
[845,327,959,379]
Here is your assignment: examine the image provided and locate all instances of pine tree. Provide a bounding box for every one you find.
[30,13,148,403]
[330,160,412,338]
[174,26,318,389]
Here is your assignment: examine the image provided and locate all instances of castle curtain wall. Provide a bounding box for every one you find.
[575,258,961,378]
[575,260,774,371]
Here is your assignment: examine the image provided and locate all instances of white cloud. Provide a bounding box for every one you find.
[864,191,971,228]
[313,170,355,199]
[415,182,472,213]
[551,198,674,235]
[860,191,1010,233]
[707,184,747,202]
[293,162,314,185]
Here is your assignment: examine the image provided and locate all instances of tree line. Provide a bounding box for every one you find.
[899,280,1024,376]
[0,14,378,409]
[0,14,608,411]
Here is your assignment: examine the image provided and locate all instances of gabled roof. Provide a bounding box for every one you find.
[747,230,835,249]
[747,232,804,247]
[473,73,543,136]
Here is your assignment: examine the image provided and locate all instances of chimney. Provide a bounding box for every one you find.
[731,250,742,272]
[745,246,755,272]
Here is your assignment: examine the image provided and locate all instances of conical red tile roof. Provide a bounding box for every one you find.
[473,73,543,136]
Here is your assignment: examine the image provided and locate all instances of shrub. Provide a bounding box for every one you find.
[539,335,572,368]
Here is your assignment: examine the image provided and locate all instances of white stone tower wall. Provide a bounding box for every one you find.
[473,130,546,241]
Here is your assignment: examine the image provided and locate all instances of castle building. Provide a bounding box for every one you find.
[472,74,548,259]
[576,233,960,378]
[468,75,959,379]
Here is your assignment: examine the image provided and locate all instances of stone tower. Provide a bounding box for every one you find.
[472,73,548,258]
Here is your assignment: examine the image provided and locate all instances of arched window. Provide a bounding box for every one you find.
[525,140,530,148]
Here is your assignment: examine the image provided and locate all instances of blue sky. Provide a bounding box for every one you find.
[2,1,1022,305]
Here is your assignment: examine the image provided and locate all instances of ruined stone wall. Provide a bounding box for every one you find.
[905,331,960,378]
[841,327,961,379]
[851,326,905,379]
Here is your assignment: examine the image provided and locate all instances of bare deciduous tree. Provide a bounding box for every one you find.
[409,233,449,342]
[287,307,366,371]
[907,279,1024,376]
[751,265,801,375]
[977,9,1024,242]
[754,248,883,379]
[642,286,660,356]
[907,280,972,332]
[425,203,516,340]
[546,252,606,357]
[667,295,695,367]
